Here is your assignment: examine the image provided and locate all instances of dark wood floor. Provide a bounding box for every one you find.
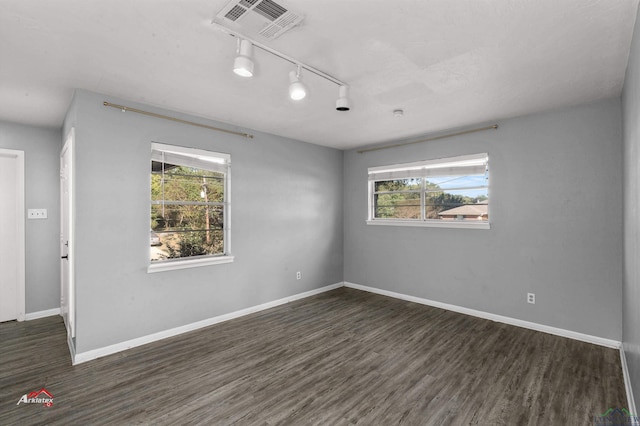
[0,287,627,425]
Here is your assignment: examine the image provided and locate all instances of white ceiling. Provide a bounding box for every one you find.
[1,0,638,150]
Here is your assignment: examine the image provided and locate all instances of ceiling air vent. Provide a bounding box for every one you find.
[224,5,248,21]
[215,0,303,40]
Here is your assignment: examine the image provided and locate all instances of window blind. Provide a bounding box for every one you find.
[151,143,229,174]
[368,153,488,181]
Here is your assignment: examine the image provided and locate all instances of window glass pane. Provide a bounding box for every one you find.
[151,168,224,203]
[375,206,422,219]
[152,205,223,231]
[426,174,487,190]
[425,188,488,205]
[202,176,224,203]
[162,164,221,178]
[150,229,224,261]
[426,189,488,221]
[375,178,421,192]
[374,192,421,219]
[151,202,224,261]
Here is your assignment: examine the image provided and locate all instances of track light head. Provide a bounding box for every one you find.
[336,85,350,111]
[233,39,254,77]
[289,67,307,101]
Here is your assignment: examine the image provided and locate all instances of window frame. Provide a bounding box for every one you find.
[148,142,234,273]
[366,153,490,230]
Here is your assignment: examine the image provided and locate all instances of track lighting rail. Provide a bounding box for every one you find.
[211,22,346,88]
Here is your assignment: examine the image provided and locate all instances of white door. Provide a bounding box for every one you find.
[60,130,75,337]
[0,149,25,322]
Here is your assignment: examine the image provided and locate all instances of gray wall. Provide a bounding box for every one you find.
[4,85,626,362]
[623,4,640,411]
[0,120,61,313]
[344,98,623,340]
[64,90,343,353]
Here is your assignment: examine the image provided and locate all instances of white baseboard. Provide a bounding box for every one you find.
[73,282,344,365]
[72,280,623,365]
[344,282,622,349]
[621,346,638,414]
[25,308,60,321]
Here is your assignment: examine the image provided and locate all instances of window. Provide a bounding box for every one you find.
[367,153,489,229]
[149,143,233,272]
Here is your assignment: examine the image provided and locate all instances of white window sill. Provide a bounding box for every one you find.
[366,219,490,230]
[147,255,234,273]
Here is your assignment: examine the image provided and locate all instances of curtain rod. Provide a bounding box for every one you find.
[357,124,498,154]
[103,102,254,139]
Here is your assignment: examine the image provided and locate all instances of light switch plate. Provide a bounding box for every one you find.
[27,209,47,219]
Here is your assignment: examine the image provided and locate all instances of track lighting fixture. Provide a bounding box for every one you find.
[336,85,350,111]
[233,39,254,77]
[220,27,350,108]
[288,65,307,101]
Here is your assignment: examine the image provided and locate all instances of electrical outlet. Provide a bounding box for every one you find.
[527,293,535,304]
[296,271,301,280]
[27,209,48,219]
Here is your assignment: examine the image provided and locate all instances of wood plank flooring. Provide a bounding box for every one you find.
[0,287,627,425]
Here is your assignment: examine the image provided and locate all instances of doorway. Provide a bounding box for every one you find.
[0,148,25,322]
[60,129,75,339]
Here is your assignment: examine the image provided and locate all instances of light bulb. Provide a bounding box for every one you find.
[289,69,307,100]
[233,39,254,77]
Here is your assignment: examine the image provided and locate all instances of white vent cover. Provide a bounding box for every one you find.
[215,0,303,40]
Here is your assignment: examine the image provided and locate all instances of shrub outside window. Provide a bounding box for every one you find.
[367,153,489,229]
[149,143,232,272]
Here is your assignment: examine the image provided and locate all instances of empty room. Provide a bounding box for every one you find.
[2,1,640,424]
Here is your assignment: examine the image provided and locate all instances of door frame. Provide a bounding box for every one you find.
[60,128,75,339]
[0,148,25,321]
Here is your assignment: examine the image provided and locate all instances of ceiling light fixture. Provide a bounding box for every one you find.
[289,65,307,101]
[215,24,350,110]
[336,85,350,111]
[233,39,254,77]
